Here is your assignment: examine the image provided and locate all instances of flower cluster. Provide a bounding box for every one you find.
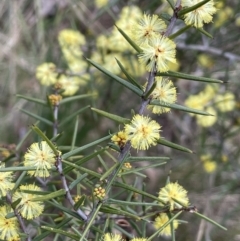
[200,155,217,173]
[146,77,177,114]
[24,141,56,178]
[36,29,88,95]
[182,0,217,28]
[0,206,20,241]
[111,131,127,149]
[139,36,176,73]
[124,115,161,151]
[93,185,106,200]
[36,62,58,86]
[185,84,236,127]
[48,94,62,106]
[158,182,189,211]
[154,213,179,236]
[12,184,44,220]
[0,163,14,197]
[132,14,166,45]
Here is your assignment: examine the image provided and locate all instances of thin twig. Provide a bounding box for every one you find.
[6,193,31,241]
[53,103,58,137]
[52,93,87,221]
[56,155,88,221]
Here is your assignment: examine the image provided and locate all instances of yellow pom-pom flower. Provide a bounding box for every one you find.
[182,0,217,28]
[139,36,176,73]
[36,62,58,86]
[147,77,177,114]
[215,92,235,112]
[154,213,178,236]
[0,163,14,197]
[124,115,161,151]
[24,141,56,178]
[57,75,82,96]
[102,233,123,241]
[0,206,20,241]
[200,155,217,173]
[158,182,189,210]
[184,94,205,114]
[196,106,217,127]
[133,14,166,45]
[12,184,44,220]
[203,160,217,173]
[58,29,85,48]
[111,131,127,149]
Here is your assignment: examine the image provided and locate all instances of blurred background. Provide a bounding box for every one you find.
[0,0,240,240]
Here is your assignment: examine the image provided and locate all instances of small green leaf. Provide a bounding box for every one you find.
[178,0,212,16]
[166,0,175,10]
[150,100,212,116]
[121,162,167,175]
[157,138,193,153]
[12,198,22,209]
[144,81,157,100]
[193,211,227,230]
[85,58,144,97]
[16,94,47,106]
[16,121,40,151]
[74,195,86,210]
[69,173,88,190]
[108,143,121,152]
[5,212,16,219]
[46,200,85,220]
[41,226,79,240]
[62,135,111,159]
[197,27,213,38]
[31,189,66,202]
[159,13,172,21]
[100,205,141,220]
[62,160,101,178]
[59,105,90,127]
[157,71,223,83]
[0,166,42,172]
[107,199,160,206]
[19,109,53,126]
[100,162,120,181]
[13,171,27,192]
[115,58,143,90]
[64,148,107,174]
[71,117,79,150]
[91,107,130,124]
[169,25,192,39]
[31,125,59,155]
[114,181,159,202]
[128,156,170,162]
[115,25,142,53]
[60,94,95,105]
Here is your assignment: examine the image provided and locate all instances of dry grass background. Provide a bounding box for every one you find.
[0,0,240,240]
